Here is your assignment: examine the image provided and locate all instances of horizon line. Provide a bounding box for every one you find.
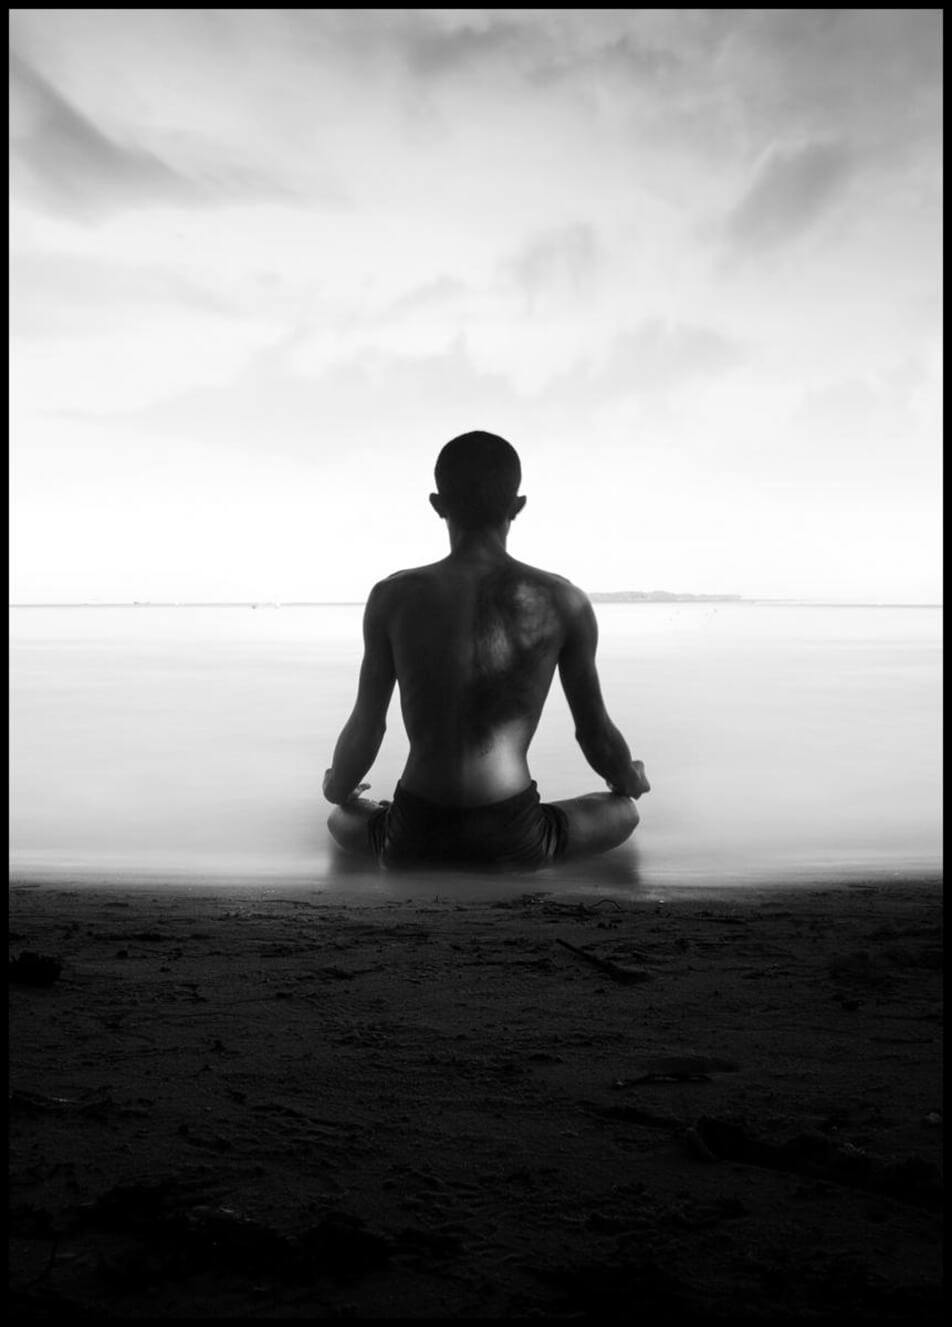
[9,598,943,609]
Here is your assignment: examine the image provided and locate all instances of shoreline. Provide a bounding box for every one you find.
[9,863,944,904]
[11,876,942,1320]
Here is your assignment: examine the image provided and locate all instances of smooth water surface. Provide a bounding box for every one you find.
[9,603,942,899]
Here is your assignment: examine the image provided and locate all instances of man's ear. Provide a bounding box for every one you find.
[510,495,527,520]
[429,493,447,519]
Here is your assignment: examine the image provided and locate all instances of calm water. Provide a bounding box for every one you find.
[9,603,942,900]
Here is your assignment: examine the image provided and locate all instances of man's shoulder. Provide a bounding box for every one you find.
[507,560,591,611]
[373,563,442,591]
[383,561,443,579]
[365,564,441,606]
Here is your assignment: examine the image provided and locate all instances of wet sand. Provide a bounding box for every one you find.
[9,875,943,1321]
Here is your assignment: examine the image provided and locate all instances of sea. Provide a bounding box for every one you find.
[9,602,942,902]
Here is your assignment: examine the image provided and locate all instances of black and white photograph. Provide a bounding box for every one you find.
[10,9,942,1320]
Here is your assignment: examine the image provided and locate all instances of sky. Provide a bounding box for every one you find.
[10,9,943,604]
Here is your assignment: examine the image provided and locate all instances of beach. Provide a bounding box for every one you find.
[10,874,942,1321]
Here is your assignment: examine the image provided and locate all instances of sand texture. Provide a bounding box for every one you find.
[9,879,943,1321]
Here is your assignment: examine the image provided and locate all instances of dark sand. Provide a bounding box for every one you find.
[9,877,943,1321]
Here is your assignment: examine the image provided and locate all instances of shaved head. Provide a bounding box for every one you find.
[434,431,522,529]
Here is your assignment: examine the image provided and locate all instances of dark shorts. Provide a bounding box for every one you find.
[367,781,569,872]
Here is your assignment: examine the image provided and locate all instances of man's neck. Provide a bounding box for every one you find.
[445,522,510,562]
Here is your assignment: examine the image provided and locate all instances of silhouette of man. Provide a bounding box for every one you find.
[324,431,650,870]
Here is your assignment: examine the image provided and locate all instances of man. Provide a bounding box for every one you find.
[324,431,650,871]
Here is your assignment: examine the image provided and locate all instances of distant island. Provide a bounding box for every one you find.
[587,591,744,603]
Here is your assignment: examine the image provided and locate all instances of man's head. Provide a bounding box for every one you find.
[430,430,526,530]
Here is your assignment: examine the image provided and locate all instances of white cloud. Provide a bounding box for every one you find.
[8,9,942,603]
[725,142,854,252]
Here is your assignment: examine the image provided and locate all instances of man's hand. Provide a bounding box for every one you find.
[608,760,651,800]
[323,769,371,805]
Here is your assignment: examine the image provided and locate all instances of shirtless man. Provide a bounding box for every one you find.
[324,431,650,871]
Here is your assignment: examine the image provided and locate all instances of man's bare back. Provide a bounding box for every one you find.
[384,554,571,805]
[324,431,649,870]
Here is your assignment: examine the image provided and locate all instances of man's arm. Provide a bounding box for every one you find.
[557,588,651,799]
[323,582,397,805]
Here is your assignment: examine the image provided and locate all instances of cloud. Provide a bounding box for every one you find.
[502,224,599,309]
[529,29,679,88]
[724,142,854,253]
[10,251,239,340]
[9,51,204,218]
[596,320,745,394]
[9,48,301,219]
[397,11,678,86]
[284,9,677,102]
[401,15,531,78]
[386,276,469,316]
[70,335,521,457]
[791,363,941,471]
[272,8,536,87]
[709,11,942,170]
